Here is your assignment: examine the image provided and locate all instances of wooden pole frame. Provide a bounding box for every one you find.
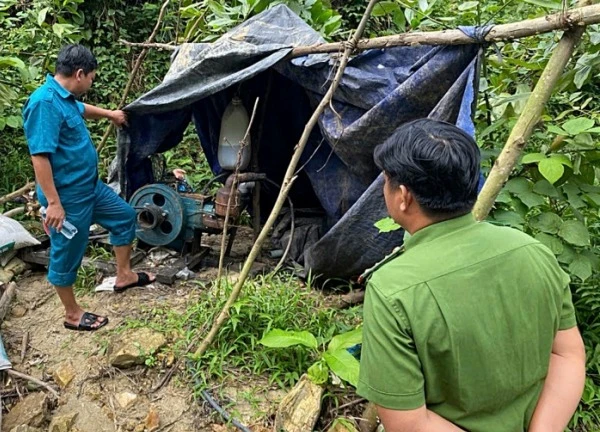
[119,4,600,57]
[473,0,592,220]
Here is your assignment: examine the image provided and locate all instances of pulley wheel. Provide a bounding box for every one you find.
[129,184,185,246]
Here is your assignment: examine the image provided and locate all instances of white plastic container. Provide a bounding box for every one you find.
[218,97,251,171]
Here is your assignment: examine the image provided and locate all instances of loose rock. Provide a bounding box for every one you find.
[144,407,160,432]
[274,374,324,432]
[4,392,48,430]
[109,328,166,368]
[48,413,78,432]
[11,304,27,318]
[115,391,138,409]
[53,361,76,389]
[9,426,42,432]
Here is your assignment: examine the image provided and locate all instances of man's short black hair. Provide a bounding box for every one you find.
[55,44,97,76]
[374,118,480,218]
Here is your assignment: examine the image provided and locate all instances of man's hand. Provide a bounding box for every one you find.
[109,110,128,127]
[44,202,65,232]
[528,327,586,432]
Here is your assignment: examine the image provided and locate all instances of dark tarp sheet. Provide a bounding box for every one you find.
[119,4,481,281]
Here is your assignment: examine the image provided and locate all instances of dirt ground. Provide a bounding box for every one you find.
[1,227,286,432]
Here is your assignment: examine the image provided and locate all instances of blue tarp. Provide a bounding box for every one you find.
[119,4,481,280]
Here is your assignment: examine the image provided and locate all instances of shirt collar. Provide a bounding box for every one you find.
[403,213,476,250]
[46,74,73,99]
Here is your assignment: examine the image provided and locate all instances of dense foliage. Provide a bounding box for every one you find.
[1,0,599,428]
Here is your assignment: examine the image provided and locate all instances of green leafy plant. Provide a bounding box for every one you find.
[259,326,362,387]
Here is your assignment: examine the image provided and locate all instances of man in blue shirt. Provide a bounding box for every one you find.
[23,45,154,331]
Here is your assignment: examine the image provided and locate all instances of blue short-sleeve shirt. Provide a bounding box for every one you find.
[23,74,98,204]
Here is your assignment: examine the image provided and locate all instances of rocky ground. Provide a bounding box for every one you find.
[1,228,287,432]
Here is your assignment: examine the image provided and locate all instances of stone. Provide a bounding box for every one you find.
[9,427,42,432]
[5,257,27,275]
[274,374,324,432]
[133,425,145,432]
[144,408,160,432]
[11,304,27,318]
[4,392,48,430]
[115,391,138,409]
[48,413,78,432]
[53,361,76,389]
[108,328,167,368]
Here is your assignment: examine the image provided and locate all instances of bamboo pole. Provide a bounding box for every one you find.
[290,4,600,57]
[96,0,171,154]
[192,0,380,358]
[115,5,600,56]
[472,0,591,220]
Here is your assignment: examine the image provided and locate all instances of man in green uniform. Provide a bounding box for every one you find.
[357,119,585,431]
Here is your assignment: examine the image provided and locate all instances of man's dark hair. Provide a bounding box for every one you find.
[55,44,97,76]
[374,118,480,218]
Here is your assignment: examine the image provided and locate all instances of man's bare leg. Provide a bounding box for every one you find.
[55,286,105,327]
[113,244,154,288]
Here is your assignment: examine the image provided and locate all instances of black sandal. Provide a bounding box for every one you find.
[114,272,155,294]
[64,312,109,332]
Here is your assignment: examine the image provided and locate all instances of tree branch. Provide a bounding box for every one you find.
[96,0,171,154]
[0,182,34,206]
[119,40,176,50]
[290,4,600,57]
[472,0,592,221]
[192,0,380,358]
[6,369,60,398]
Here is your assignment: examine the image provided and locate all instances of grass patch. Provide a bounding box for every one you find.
[123,272,362,389]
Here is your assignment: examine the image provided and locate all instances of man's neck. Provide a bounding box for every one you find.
[54,74,78,96]
[402,211,469,235]
[403,216,436,235]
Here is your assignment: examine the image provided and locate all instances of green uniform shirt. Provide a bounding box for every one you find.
[357,214,576,432]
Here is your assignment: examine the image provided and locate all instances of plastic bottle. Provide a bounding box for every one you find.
[218,96,251,171]
[40,206,78,239]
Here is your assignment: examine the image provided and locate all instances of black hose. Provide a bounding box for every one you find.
[200,172,230,195]
[186,360,252,432]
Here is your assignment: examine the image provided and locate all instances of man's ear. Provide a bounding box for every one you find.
[398,185,413,212]
[75,69,84,81]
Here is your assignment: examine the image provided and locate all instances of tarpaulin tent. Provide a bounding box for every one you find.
[117,4,481,281]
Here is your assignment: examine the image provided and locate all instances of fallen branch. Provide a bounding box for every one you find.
[0,282,16,323]
[2,207,25,218]
[193,0,380,358]
[473,0,591,220]
[6,369,59,398]
[119,40,175,50]
[290,4,600,57]
[20,331,29,363]
[96,0,171,154]
[0,182,34,206]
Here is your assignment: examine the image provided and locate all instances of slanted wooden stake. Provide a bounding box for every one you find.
[193,0,380,358]
[473,0,592,220]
